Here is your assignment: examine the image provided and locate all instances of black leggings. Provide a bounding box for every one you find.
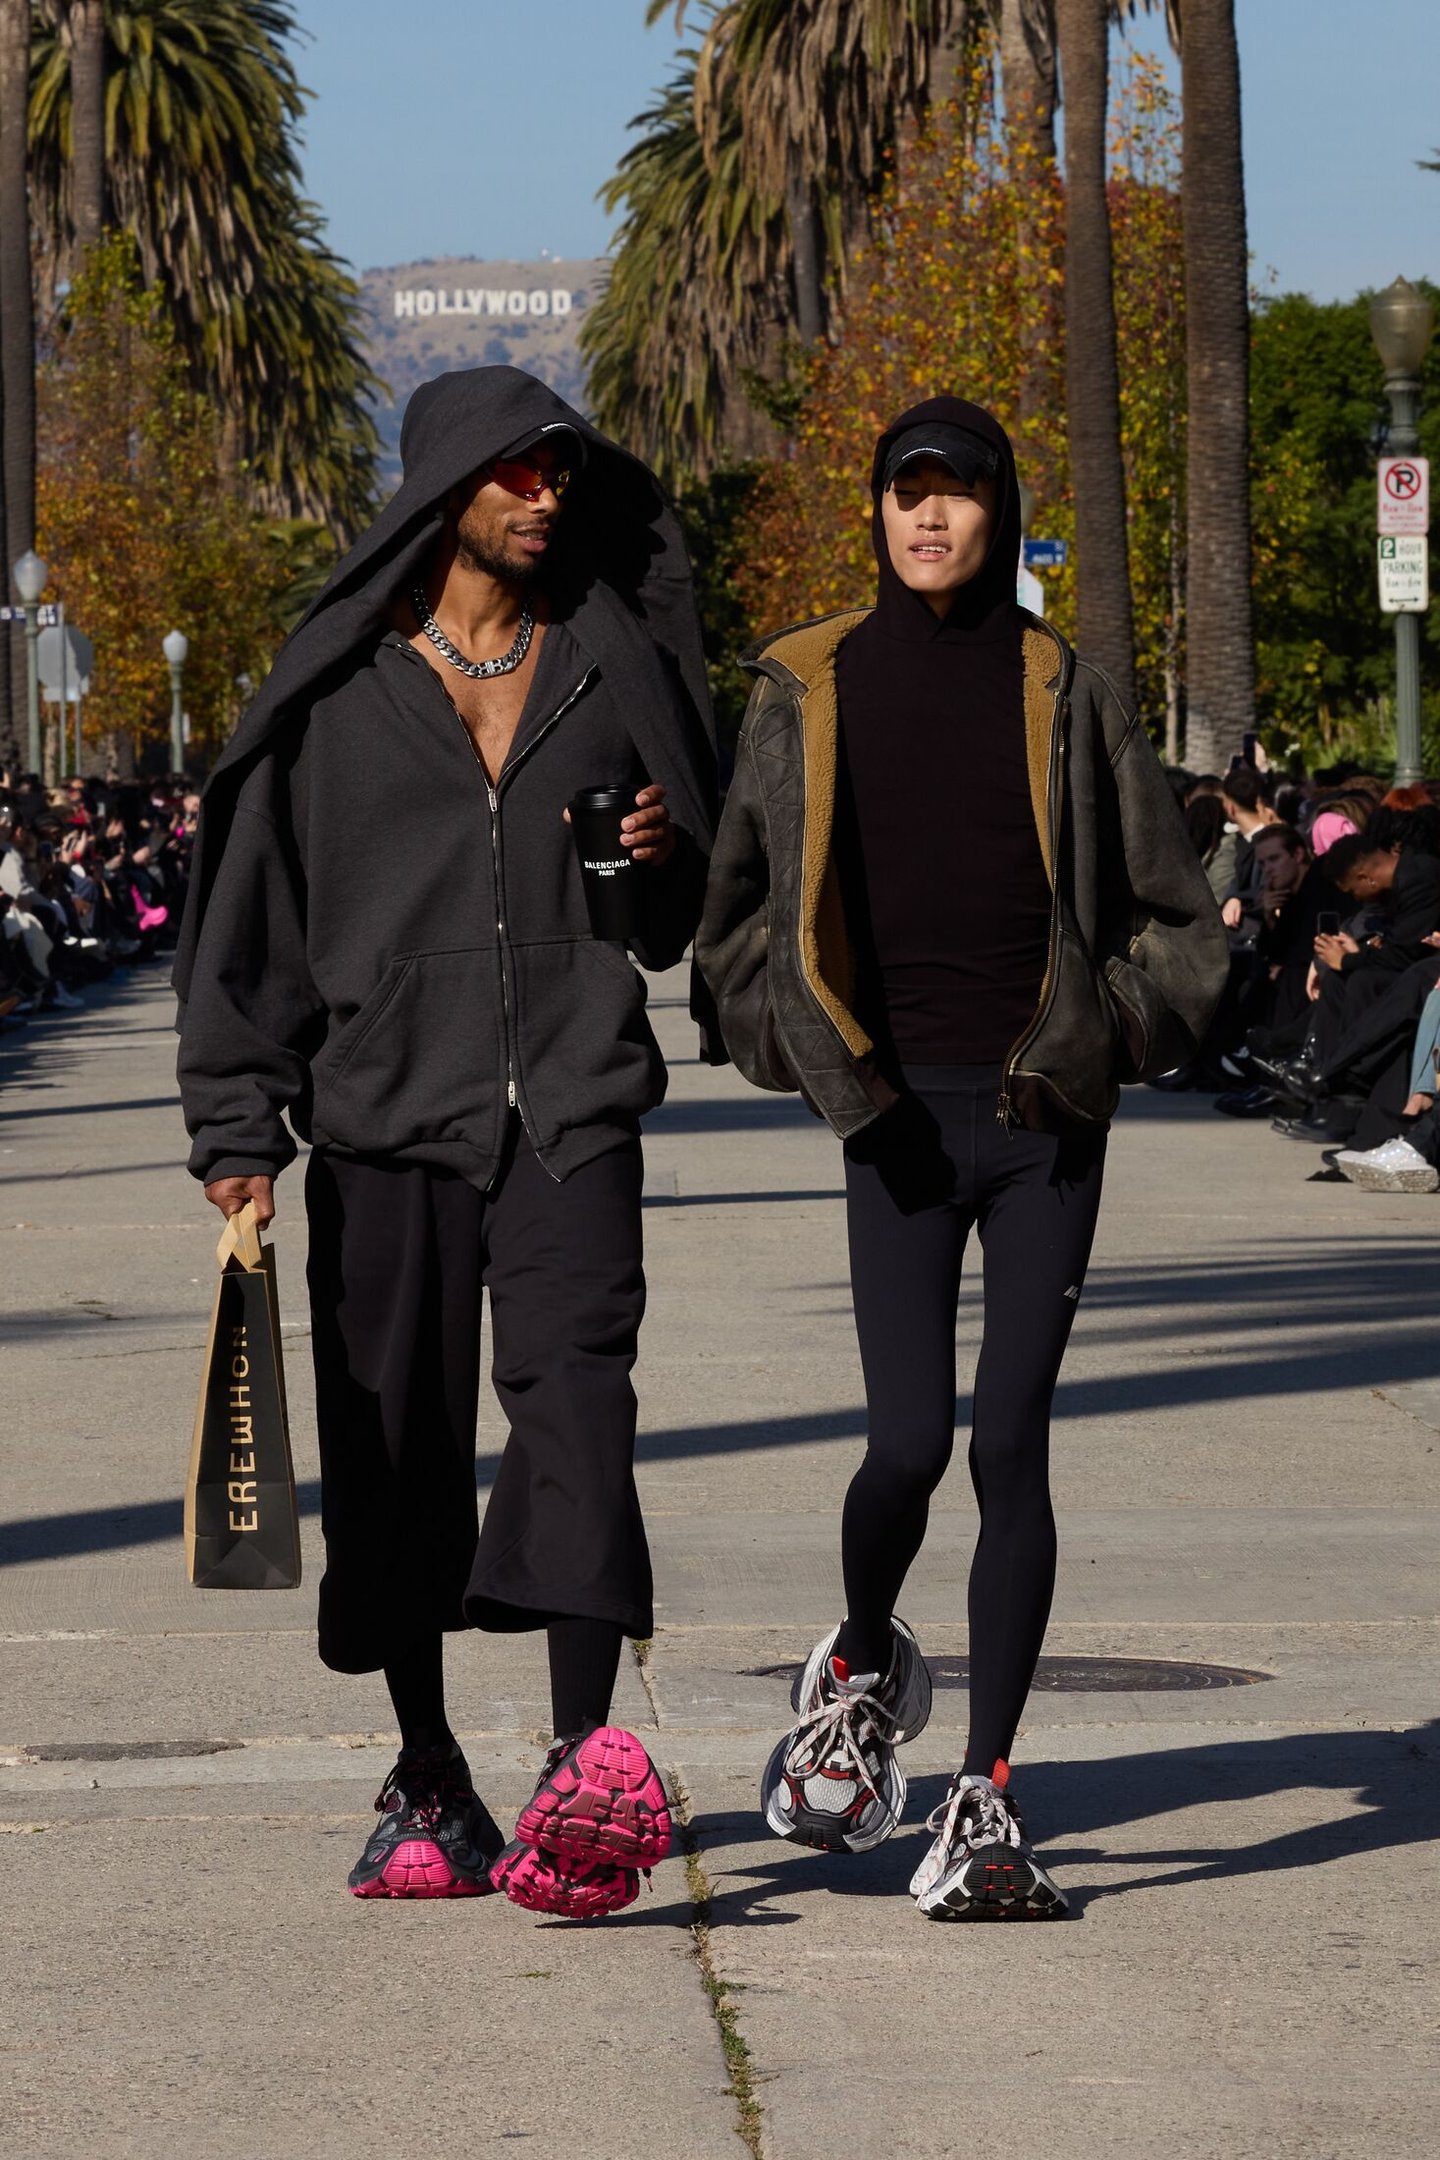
[837,1069,1106,1776]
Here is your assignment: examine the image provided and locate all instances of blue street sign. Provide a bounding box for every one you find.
[0,603,60,624]
[1023,539,1069,570]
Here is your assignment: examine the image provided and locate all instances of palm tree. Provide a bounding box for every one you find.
[1054,0,1135,710]
[49,3,105,250]
[28,1,381,536]
[1178,0,1254,769]
[660,0,964,342]
[0,0,33,762]
[581,48,791,481]
[993,0,1057,163]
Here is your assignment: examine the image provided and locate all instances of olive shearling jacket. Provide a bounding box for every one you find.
[695,607,1229,1137]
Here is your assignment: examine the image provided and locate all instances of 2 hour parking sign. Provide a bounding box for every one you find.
[1377,534,1429,612]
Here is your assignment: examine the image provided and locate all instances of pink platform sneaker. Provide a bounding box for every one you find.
[348,1746,502,1899]
[492,1727,672,1917]
[516,1726,672,1866]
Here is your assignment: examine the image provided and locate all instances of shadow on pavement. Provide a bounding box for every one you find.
[5,1265,1439,1566]
[0,1093,181,1122]
[689,1721,1440,1920]
[644,1096,818,1134]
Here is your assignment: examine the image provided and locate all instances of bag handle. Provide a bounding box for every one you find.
[216,1198,266,1274]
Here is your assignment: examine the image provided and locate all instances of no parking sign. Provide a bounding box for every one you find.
[1378,456,1429,536]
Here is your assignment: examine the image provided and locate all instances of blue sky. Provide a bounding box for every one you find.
[291,0,1438,302]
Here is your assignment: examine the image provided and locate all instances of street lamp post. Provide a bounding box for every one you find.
[12,548,48,776]
[162,628,189,776]
[1370,276,1435,786]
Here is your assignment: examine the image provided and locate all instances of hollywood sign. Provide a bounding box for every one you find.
[393,286,574,320]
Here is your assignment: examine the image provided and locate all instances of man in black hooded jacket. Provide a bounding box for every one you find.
[176,367,716,1917]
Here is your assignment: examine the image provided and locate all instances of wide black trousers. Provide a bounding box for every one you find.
[305,1125,650,1673]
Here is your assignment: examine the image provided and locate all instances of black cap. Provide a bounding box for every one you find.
[882,421,998,492]
[503,420,588,469]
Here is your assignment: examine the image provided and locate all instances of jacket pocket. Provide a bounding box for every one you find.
[311,948,505,1154]
[508,937,666,1139]
[1104,954,1173,1083]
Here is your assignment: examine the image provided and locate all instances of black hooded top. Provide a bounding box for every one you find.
[174,365,715,1011]
[172,367,721,1191]
[834,395,1052,1066]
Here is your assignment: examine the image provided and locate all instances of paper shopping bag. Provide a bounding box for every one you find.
[184,1200,302,1590]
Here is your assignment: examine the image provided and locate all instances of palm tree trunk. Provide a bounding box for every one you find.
[1001,0,1061,493]
[1054,0,1136,712]
[786,173,825,345]
[0,0,35,765]
[1180,0,1254,771]
[1001,0,1058,167]
[63,0,108,251]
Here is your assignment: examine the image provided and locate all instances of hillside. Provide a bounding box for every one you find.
[360,256,607,490]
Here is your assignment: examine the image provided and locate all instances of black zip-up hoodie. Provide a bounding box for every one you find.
[175,367,717,1190]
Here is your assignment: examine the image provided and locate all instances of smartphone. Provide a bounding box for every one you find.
[1242,731,1261,766]
[1317,910,1340,937]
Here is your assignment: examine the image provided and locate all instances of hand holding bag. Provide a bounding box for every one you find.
[184,1200,302,1590]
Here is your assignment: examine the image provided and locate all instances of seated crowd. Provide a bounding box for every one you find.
[0,768,195,1024]
[7,753,1440,1202]
[1168,759,1440,1193]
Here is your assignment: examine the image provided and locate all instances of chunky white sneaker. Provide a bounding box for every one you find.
[1334,1139,1439,1193]
[760,1618,932,1854]
[911,1772,1067,1920]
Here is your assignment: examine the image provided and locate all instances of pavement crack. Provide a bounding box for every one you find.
[630,1634,664,1730]
[668,1769,764,2160]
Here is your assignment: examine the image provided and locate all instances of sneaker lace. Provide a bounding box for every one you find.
[374,1753,471,1829]
[789,1677,904,1804]
[923,1775,1021,1859]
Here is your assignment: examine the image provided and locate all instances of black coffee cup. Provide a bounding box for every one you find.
[568,785,643,941]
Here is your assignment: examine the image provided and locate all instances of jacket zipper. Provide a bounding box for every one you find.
[488,671,595,1171]
[425,657,595,1173]
[998,680,1069,1129]
[486,781,520,1119]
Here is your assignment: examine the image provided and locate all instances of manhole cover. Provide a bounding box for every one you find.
[20,1739,243,1763]
[741,1655,1270,1693]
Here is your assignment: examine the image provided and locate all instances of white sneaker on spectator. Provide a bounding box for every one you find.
[1334,1139,1438,1193]
[49,982,84,1010]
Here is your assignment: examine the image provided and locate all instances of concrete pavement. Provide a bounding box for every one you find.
[1,962,1437,2158]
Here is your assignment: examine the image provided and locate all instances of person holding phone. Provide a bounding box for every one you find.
[697,396,1226,1920]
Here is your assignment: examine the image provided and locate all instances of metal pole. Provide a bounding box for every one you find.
[169,660,185,776]
[74,684,82,778]
[1384,372,1424,786]
[23,603,40,774]
[57,602,67,782]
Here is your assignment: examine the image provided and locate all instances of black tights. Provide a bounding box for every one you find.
[835,1072,1105,1777]
[384,1618,625,1755]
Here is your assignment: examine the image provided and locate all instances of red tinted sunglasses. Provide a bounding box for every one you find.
[487,455,572,503]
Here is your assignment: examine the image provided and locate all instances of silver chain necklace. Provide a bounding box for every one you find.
[412,587,534,679]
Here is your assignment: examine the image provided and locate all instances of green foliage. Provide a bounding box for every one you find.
[1248,286,1440,769]
[673,462,767,754]
[29,0,382,537]
[36,235,317,762]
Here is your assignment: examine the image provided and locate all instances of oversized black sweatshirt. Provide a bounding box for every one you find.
[177,616,705,1190]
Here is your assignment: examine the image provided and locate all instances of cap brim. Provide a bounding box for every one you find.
[503,422,588,468]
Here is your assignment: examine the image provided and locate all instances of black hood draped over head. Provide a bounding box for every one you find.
[861,394,1023,647]
[835,392,1027,764]
[175,365,716,1007]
